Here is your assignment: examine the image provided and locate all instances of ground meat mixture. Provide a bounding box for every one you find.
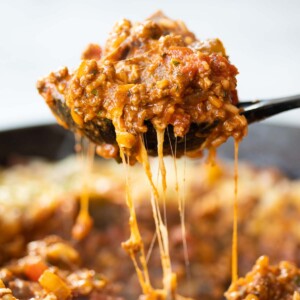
[0,236,120,300]
[2,158,300,299]
[225,256,300,300]
[37,12,247,160]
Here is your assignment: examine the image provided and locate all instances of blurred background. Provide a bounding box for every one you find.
[0,0,299,131]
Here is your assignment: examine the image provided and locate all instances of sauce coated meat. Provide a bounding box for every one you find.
[2,158,300,299]
[0,236,118,300]
[225,256,300,300]
[37,12,247,160]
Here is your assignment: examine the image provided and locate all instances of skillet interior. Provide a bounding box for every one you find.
[0,122,300,299]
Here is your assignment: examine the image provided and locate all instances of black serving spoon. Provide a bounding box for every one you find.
[51,95,300,156]
[238,94,300,124]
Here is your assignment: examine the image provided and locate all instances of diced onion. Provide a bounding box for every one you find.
[39,270,71,300]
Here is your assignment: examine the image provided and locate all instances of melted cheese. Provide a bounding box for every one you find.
[156,130,190,297]
[180,150,190,284]
[157,129,167,224]
[231,140,239,283]
[120,149,153,295]
[72,138,95,241]
[71,131,241,299]
[0,279,5,288]
[136,134,177,298]
[171,138,190,286]
[73,131,240,298]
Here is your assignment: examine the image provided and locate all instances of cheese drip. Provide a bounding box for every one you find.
[119,149,154,296]
[72,137,95,241]
[157,129,167,224]
[137,135,177,299]
[178,146,190,286]
[0,279,5,288]
[231,140,239,282]
[169,136,190,287]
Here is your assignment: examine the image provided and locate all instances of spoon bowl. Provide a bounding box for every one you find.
[50,95,300,157]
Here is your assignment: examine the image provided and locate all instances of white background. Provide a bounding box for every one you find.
[0,0,299,131]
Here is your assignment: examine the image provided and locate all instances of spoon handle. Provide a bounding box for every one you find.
[238,95,300,124]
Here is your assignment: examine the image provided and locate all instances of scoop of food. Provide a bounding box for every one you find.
[37,12,248,160]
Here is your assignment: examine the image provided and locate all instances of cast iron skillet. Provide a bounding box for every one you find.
[0,122,299,178]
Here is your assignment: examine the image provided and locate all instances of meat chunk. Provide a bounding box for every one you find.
[0,236,120,299]
[225,256,300,300]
